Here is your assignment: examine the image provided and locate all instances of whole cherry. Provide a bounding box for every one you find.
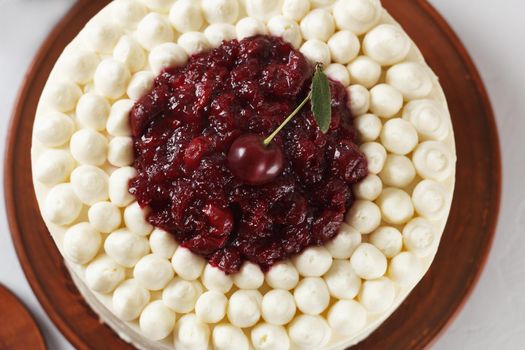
[227,63,331,186]
[227,134,284,185]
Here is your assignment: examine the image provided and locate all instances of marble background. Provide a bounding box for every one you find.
[0,1,523,349]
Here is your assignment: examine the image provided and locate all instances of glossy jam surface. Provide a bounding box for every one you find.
[129,36,368,273]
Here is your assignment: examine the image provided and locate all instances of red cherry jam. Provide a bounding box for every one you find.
[129,36,368,274]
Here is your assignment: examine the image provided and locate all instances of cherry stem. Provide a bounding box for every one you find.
[263,91,313,146]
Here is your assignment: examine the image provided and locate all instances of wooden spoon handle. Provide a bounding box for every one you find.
[0,285,47,350]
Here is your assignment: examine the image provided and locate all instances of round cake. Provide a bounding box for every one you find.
[31,0,456,349]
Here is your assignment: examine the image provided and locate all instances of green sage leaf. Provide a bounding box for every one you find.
[311,64,332,134]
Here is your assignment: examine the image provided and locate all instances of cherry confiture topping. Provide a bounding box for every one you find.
[227,64,332,185]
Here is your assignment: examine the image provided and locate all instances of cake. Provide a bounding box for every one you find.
[31,0,456,349]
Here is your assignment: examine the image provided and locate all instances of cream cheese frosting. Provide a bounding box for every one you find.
[31,0,456,349]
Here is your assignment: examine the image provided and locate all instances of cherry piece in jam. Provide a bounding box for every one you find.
[128,35,368,274]
[228,134,284,185]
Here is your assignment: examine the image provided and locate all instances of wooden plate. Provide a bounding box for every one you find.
[5,0,501,349]
[0,285,47,350]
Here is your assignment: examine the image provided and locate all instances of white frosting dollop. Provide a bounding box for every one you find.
[327,300,367,336]
[139,0,175,12]
[236,17,268,40]
[59,49,100,85]
[70,129,108,166]
[163,277,203,312]
[195,290,228,323]
[127,71,155,100]
[108,166,137,207]
[83,21,122,54]
[292,246,333,277]
[107,99,134,137]
[288,315,331,349]
[369,83,404,118]
[403,99,450,141]
[43,81,82,113]
[282,0,311,21]
[350,242,387,279]
[88,201,122,234]
[149,228,178,259]
[63,223,101,265]
[261,289,296,325]
[34,150,75,186]
[113,36,146,73]
[178,32,211,56]
[245,0,281,22]
[412,141,455,181]
[94,59,131,100]
[136,13,174,51]
[369,226,403,258]
[386,62,434,100]
[139,300,176,340]
[332,0,381,35]
[112,279,150,321]
[251,323,290,350]
[325,223,361,258]
[34,112,75,148]
[300,39,331,66]
[204,23,237,47]
[213,324,249,350]
[363,24,410,65]
[169,0,204,33]
[76,93,110,131]
[43,183,82,225]
[108,136,134,167]
[104,229,150,267]
[328,30,360,64]
[360,142,387,174]
[70,165,109,205]
[324,259,361,299]
[345,199,381,234]
[347,84,370,116]
[359,277,395,314]
[300,8,335,42]
[233,262,264,289]
[380,118,419,155]
[227,290,262,328]
[412,179,449,220]
[267,16,302,49]
[134,254,174,290]
[171,247,205,281]
[202,264,233,293]
[309,0,335,7]
[265,260,300,290]
[124,202,153,236]
[112,0,147,29]
[174,314,210,350]
[352,174,383,201]
[379,154,416,188]
[377,187,414,225]
[389,251,423,286]
[85,255,126,294]
[148,42,189,75]
[202,0,239,24]
[324,63,350,87]
[403,217,437,257]
[347,55,381,89]
[293,277,330,315]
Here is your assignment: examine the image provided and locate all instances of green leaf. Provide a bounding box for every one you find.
[311,64,332,133]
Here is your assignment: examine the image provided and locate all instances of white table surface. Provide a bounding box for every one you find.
[0,1,523,349]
